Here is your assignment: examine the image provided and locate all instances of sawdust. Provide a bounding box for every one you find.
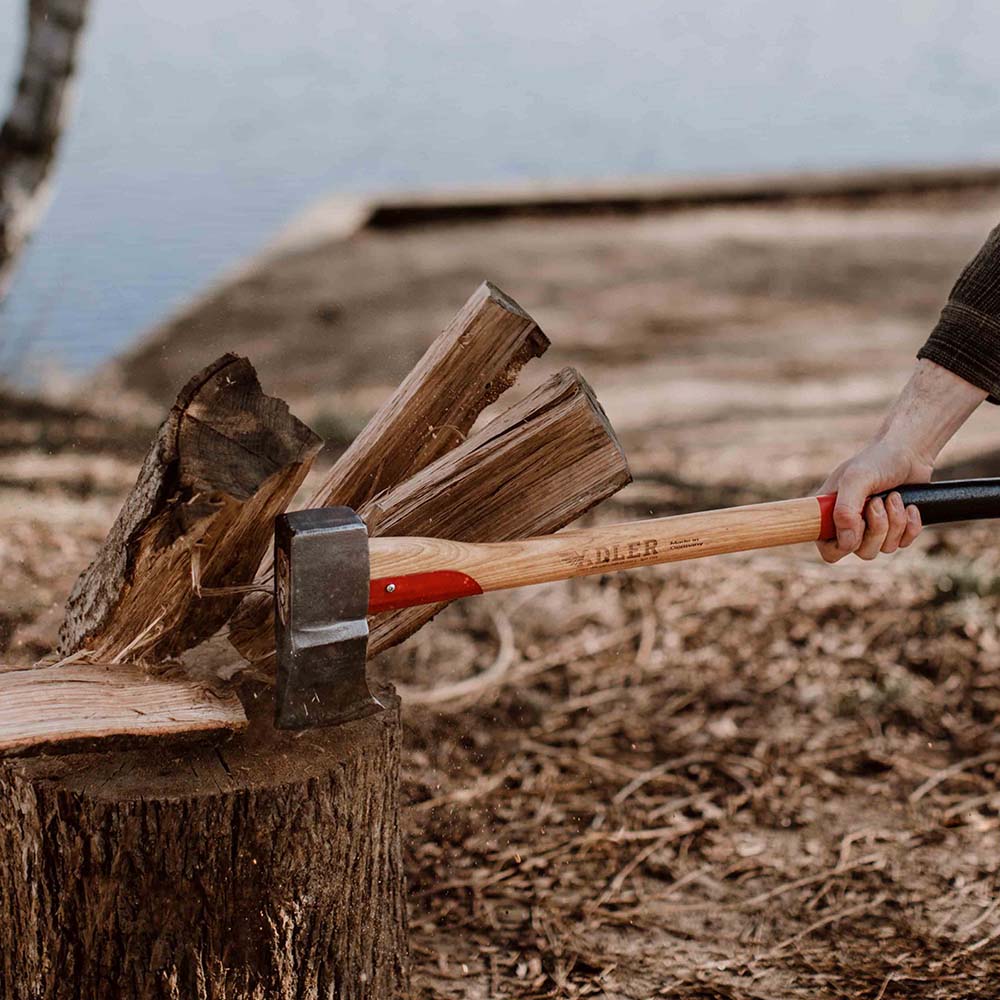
[6,190,1000,997]
[390,528,1000,998]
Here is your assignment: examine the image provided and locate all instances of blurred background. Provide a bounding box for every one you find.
[5,4,1000,996]
[2,0,1000,379]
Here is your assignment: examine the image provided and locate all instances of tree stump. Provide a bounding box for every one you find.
[0,692,408,1000]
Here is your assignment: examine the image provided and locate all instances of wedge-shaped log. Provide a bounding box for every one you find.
[230,367,632,667]
[365,367,631,656]
[59,354,321,663]
[310,280,549,509]
[230,280,549,662]
[0,662,246,757]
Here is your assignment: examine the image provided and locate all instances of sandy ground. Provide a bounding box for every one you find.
[6,186,1000,997]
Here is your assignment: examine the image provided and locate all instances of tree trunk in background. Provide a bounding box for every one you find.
[0,0,89,299]
[0,693,409,999]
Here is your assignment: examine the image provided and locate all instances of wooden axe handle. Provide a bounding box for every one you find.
[367,478,1000,612]
[368,496,822,611]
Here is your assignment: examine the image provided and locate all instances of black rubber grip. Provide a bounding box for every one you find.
[874,478,1000,526]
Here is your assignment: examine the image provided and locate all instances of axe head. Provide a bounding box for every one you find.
[273,507,384,729]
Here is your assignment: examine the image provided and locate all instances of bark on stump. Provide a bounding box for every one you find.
[0,693,408,1000]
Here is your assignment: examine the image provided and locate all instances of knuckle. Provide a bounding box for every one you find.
[816,542,841,563]
[840,470,868,491]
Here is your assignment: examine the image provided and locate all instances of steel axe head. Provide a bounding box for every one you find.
[273,507,384,729]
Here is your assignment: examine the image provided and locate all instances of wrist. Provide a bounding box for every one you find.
[876,414,939,469]
[875,359,986,465]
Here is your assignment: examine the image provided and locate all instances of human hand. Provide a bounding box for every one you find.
[815,439,930,563]
[815,359,986,564]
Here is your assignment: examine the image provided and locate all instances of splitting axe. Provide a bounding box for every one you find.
[273,478,1000,729]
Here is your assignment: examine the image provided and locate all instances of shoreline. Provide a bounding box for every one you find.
[265,160,1000,257]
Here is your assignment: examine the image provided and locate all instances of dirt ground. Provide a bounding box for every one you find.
[5,186,1000,997]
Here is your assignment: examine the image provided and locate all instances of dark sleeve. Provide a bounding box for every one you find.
[918,222,1000,404]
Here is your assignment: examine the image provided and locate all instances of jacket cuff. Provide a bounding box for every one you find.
[918,302,1000,404]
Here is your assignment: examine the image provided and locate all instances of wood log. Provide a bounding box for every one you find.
[0,693,408,999]
[0,662,246,757]
[59,354,321,663]
[229,280,548,663]
[365,367,631,657]
[230,367,631,667]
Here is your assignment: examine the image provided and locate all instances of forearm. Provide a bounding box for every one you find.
[876,358,987,465]
[817,221,1000,565]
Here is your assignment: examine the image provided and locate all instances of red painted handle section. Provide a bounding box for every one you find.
[368,570,484,613]
[817,493,837,541]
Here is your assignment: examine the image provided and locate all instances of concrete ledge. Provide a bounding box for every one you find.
[267,162,1000,257]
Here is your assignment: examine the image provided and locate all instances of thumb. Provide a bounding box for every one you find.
[832,472,871,552]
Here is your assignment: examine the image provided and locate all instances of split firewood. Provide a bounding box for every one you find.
[0,369,629,753]
[230,367,632,667]
[365,367,631,656]
[229,280,549,662]
[0,661,246,757]
[58,354,321,663]
[310,280,549,508]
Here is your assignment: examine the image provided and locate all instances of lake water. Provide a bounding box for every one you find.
[2,0,1000,381]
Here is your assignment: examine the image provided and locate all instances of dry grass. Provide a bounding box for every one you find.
[8,191,1000,997]
[9,469,1000,996]
[387,519,1000,998]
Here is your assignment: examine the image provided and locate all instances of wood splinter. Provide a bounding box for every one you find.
[0,661,246,757]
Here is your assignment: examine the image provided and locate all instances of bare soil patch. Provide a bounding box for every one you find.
[6,188,1000,997]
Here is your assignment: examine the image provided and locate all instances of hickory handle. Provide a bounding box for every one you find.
[367,495,828,612]
[365,477,1000,612]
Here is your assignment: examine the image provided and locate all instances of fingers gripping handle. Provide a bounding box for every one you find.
[817,477,1000,541]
